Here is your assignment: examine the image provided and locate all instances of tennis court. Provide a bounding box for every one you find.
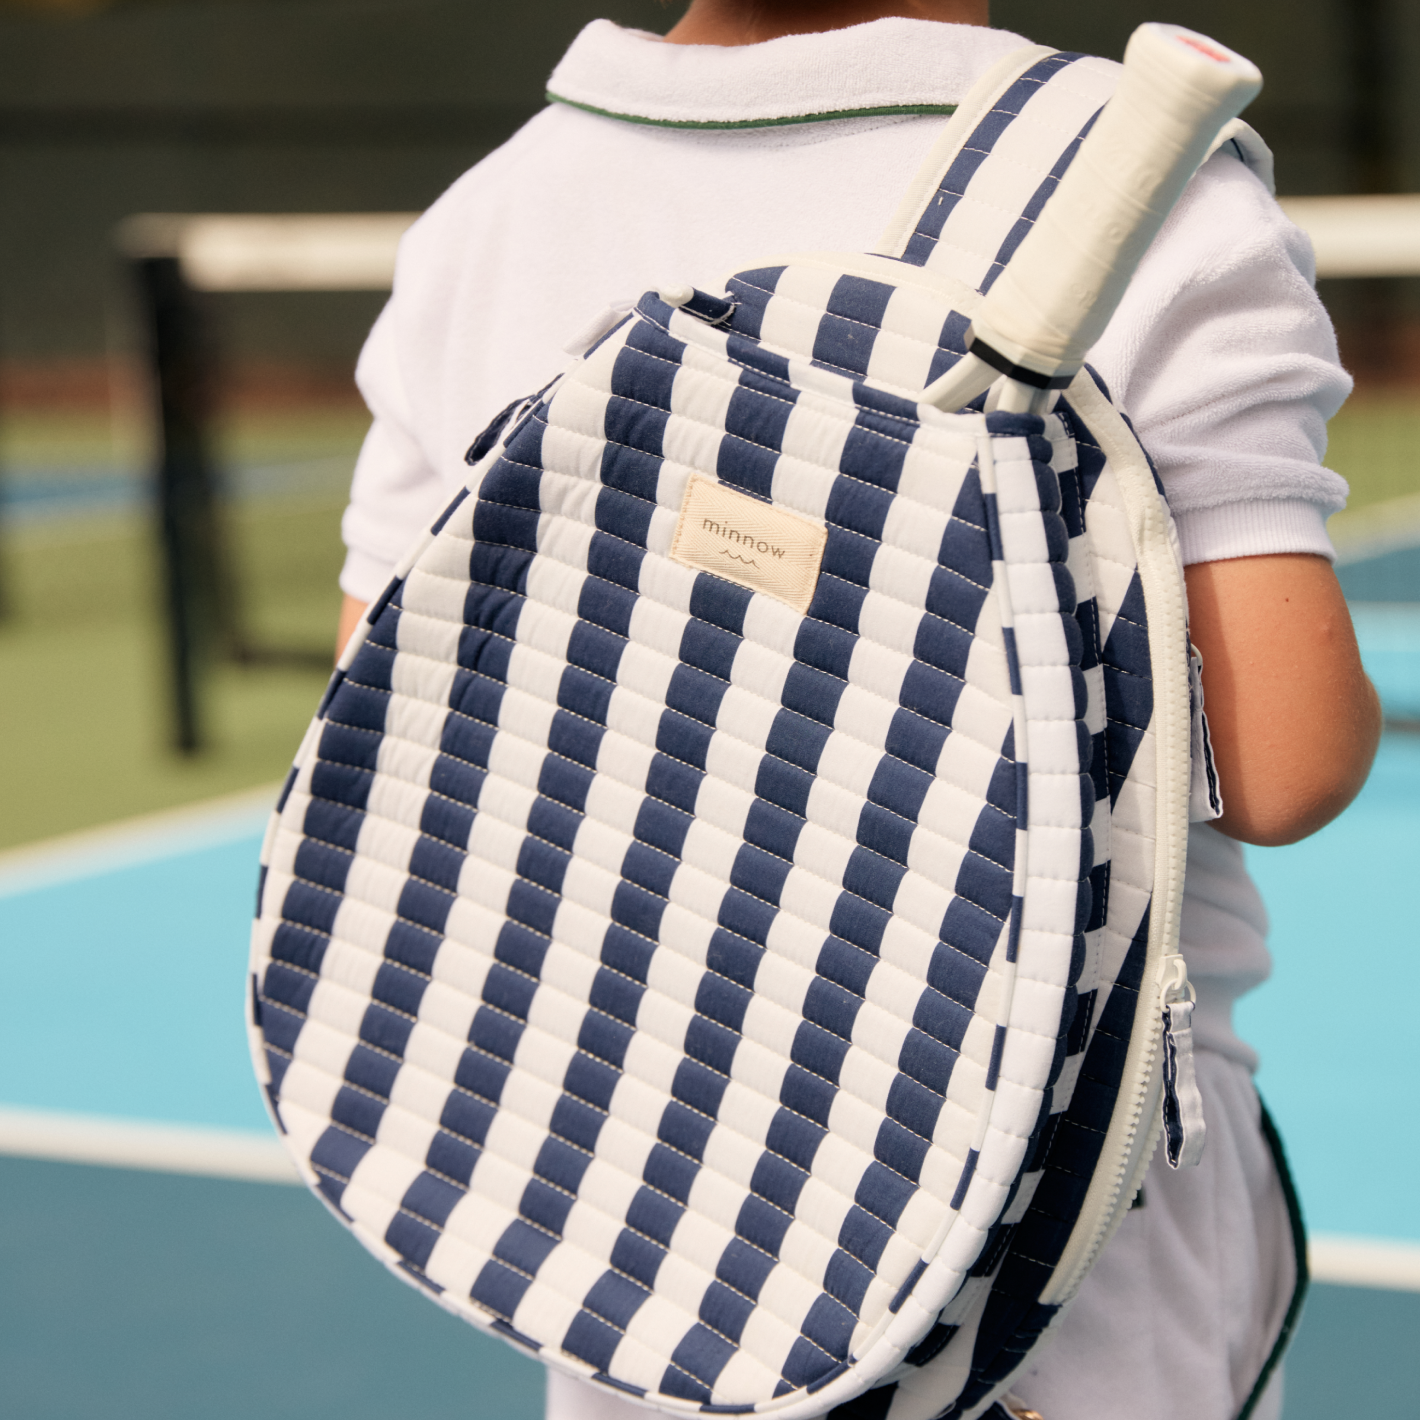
[1,286,1417,1420]
[2,736,1418,1416]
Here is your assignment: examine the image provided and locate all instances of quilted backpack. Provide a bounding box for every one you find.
[249,30,1258,1420]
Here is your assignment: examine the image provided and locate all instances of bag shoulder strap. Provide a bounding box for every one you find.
[877,45,1273,295]
[876,46,1118,282]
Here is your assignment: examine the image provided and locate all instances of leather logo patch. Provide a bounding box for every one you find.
[670,476,827,614]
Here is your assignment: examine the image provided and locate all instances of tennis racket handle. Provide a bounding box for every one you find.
[968,24,1262,384]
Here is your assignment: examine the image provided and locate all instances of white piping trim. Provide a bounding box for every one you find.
[545,18,1029,130]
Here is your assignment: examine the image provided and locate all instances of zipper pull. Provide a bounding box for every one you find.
[1159,956,1207,1169]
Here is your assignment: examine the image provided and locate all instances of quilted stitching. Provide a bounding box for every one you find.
[247,46,1165,1420]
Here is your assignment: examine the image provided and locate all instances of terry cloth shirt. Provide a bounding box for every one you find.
[339,19,1343,1418]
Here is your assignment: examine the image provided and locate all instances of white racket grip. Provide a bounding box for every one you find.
[969,24,1262,382]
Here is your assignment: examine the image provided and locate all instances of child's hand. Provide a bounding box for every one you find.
[1184,553,1381,845]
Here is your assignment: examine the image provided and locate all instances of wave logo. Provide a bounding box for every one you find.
[670,475,827,614]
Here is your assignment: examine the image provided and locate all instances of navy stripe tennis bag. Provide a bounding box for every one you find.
[250,28,1258,1420]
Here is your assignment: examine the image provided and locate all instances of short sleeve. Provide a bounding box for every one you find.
[1089,150,1353,565]
[338,297,451,602]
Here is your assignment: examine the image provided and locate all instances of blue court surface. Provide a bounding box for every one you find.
[2,745,1417,1415]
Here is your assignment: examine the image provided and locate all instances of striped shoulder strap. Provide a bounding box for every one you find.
[880,43,1271,284]
[713,50,1130,411]
[881,47,1123,282]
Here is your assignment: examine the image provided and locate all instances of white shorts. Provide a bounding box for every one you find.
[544,1049,1295,1420]
[1009,1049,1294,1420]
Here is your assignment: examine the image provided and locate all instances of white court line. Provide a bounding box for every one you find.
[3,1106,1419,1288]
[0,1106,300,1185]
[1309,1234,1420,1293]
[0,783,280,899]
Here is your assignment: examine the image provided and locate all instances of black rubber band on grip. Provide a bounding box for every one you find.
[968,334,1077,390]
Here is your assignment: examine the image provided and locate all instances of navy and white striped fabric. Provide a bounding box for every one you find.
[250,49,1180,1420]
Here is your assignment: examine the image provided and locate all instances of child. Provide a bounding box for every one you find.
[334,2,1381,1415]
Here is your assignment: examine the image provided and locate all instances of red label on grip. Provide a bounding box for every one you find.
[1174,33,1231,63]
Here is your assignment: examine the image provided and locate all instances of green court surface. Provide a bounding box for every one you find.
[1285,1283,1420,1417]
[1326,393,1420,514]
[0,490,343,850]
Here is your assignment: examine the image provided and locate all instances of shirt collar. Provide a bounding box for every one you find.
[546,18,1030,129]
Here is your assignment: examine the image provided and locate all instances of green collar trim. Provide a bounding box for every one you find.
[545,92,958,130]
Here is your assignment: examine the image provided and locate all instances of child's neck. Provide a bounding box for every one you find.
[664,0,991,47]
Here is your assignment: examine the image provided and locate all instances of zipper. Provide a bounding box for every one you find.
[1039,967,1169,1306]
[1035,372,1196,1308]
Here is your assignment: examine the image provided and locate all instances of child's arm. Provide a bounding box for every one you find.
[1185,552,1381,846]
[337,594,368,662]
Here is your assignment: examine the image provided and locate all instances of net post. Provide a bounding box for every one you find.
[128,247,225,755]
